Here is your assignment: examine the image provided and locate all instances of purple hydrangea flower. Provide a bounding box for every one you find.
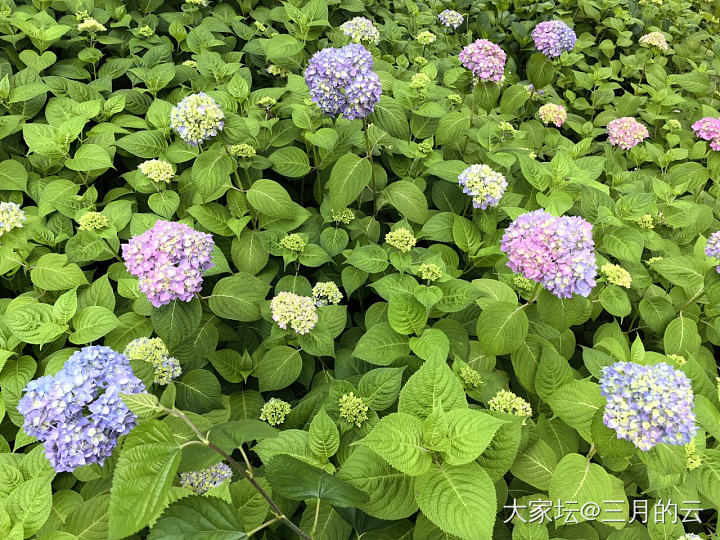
[458,164,507,209]
[705,231,720,271]
[500,209,597,298]
[600,362,697,451]
[18,346,145,472]
[438,9,463,29]
[122,220,214,307]
[179,462,233,494]
[304,44,382,120]
[459,39,506,82]
[531,20,576,58]
[606,117,649,150]
[692,117,720,151]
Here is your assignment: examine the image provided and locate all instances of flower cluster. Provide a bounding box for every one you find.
[677,534,702,540]
[339,392,368,427]
[267,65,291,77]
[488,390,532,423]
[183,60,197,69]
[122,220,215,307]
[331,208,355,224]
[606,117,649,150]
[705,231,720,271]
[500,209,597,298]
[438,9,463,29]
[170,92,225,146]
[340,17,380,45]
[78,17,106,33]
[304,44,381,120]
[229,143,256,158]
[260,398,292,426]
[685,439,702,470]
[636,214,654,229]
[459,366,483,388]
[185,0,209,6]
[459,39,506,82]
[692,117,720,151]
[531,20,576,58]
[138,25,154,37]
[601,263,632,288]
[418,263,443,282]
[279,233,306,252]
[0,202,25,236]
[538,103,567,127]
[512,275,535,293]
[18,346,144,472]
[385,227,417,252]
[179,463,232,495]
[410,73,431,90]
[667,354,686,366]
[417,31,436,45]
[270,292,318,334]
[124,337,181,385]
[77,211,109,231]
[138,159,174,183]
[458,164,507,210]
[639,32,669,51]
[312,282,343,306]
[257,96,276,109]
[600,362,697,451]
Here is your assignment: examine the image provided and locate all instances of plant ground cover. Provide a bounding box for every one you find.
[1,0,720,538]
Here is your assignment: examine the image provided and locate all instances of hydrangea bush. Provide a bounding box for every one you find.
[0,0,719,538]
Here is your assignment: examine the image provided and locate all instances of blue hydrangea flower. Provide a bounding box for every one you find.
[179,462,232,494]
[304,44,381,120]
[18,346,145,472]
[705,230,720,272]
[600,362,697,451]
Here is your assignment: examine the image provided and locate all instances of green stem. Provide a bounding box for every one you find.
[363,119,377,216]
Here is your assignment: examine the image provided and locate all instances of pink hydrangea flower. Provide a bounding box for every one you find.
[606,117,649,150]
[459,39,506,83]
[692,117,720,151]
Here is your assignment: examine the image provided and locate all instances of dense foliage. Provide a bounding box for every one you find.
[1,0,720,538]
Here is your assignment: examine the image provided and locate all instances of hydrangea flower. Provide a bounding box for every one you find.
[600,362,697,450]
[179,463,232,495]
[339,392,368,427]
[601,263,632,288]
[692,117,720,151]
[538,103,567,127]
[705,231,720,271]
[260,398,292,426]
[667,354,686,366]
[410,73,431,90]
[78,17,106,33]
[267,65,291,77]
[500,209,597,298]
[340,17,380,45]
[312,282,343,306]
[459,39,506,82]
[418,263,443,282]
[459,366,483,388]
[182,60,197,69]
[122,220,215,307]
[185,0,209,6]
[77,211,109,231]
[304,44,381,121]
[279,233,306,252]
[636,214,654,229]
[677,534,702,540]
[229,143,256,158]
[639,32,669,51]
[488,390,532,423]
[331,208,355,224]
[531,21,576,58]
[18,346,145,472]
[438,9,463,29]
[0,202,25,236]
[385,227,417,252]
[512,275,535,293]
[138,159,174,183]
[458,164,507,210]
[170,92,225,146]
[124,337,181,385]
[270,291,318,334]
[417,31,436,45]
[685,439,702,470]
[606,117,649,150]
[138,25,154,37]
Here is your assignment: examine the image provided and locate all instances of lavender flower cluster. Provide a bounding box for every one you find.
[531,20,576,58]
[170,92,225,146]
[18,346,145,472]
[179,462,233,494]
[438,9,463,29]
[122,220,214,307]
[304,44,381,120]
[705,230,720,271]
[600,362,697,451]
[500,209,597,298]
[458,164,507,209]
[692,117,720,151]
[606,117,649,150]
[459,39,506,83]
[0,201,25,236]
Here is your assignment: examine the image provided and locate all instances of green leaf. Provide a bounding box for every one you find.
[358,367,405,411]
[599,285,632,318]
[151,298,202,349]
[6,477,52,538]
[65,144,113,171]
[353,322,410,366]
[176,369,222,413]
[441,409,506,466]
[415,462,495,540]
[309,408,340,461]
[663,315,701,358]
[476,302,528,355]
[69,306,119,344]
[246,179,294,218]
[368,96,409,140]
[509,439,557,490]
[381,181,428,224]
[121,393,160,419]
[355,412,431,476]
[500,85,530,115]
[536,291,591,330]
[208,273,270,322]
[650,256,706,294]
[409,328,450,363]
[527,52,556,88]
[398,357,467,419]
[116,130,168,159]
[109,421,181,538]
[547,380,604,442]
[346,244,388,273]
[148,191,180,219]
[268,146,311,178]
[387,294,427,335]
[31,254,88,291]
[209,349,247,383]
[257,346,302,391]
[0,159,28,191]
[192,147,233,202]
[148,496,246,540]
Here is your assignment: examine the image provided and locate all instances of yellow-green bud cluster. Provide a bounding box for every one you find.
[410,73,431,90]
[254,21,267,31]
[280,233,306,252]
[124,337,182,385]
[0,202,25,236]
[418,263,443,282]
[312,281,343,306]
[414,56,428,66]
[512,275,535,293]
[339,392,369,427]
[418,141,433,154]
[138,159,174,183]
[138,25,154,37]
[385,227,417,253]
[685,440,702,470]
[258,96,276,108]
[601,263,632,288]
[668,354,686,366]
[499,121,515,132]
[270,292,318,334]
[229,144,256,158]
[78,17,106,33]
[267,65,291,77]
[331,208,355,224]
[185,0,209,6]
[77,212,109,231]
[447,94,462,106]
[183,60,198,69]
[260,398,292,426]
[417,31,436,45]
[665,119,681,131]
[75,11,89,20]
[459,366,483,388]
[636,214,654,229]
[488,390,532,423]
